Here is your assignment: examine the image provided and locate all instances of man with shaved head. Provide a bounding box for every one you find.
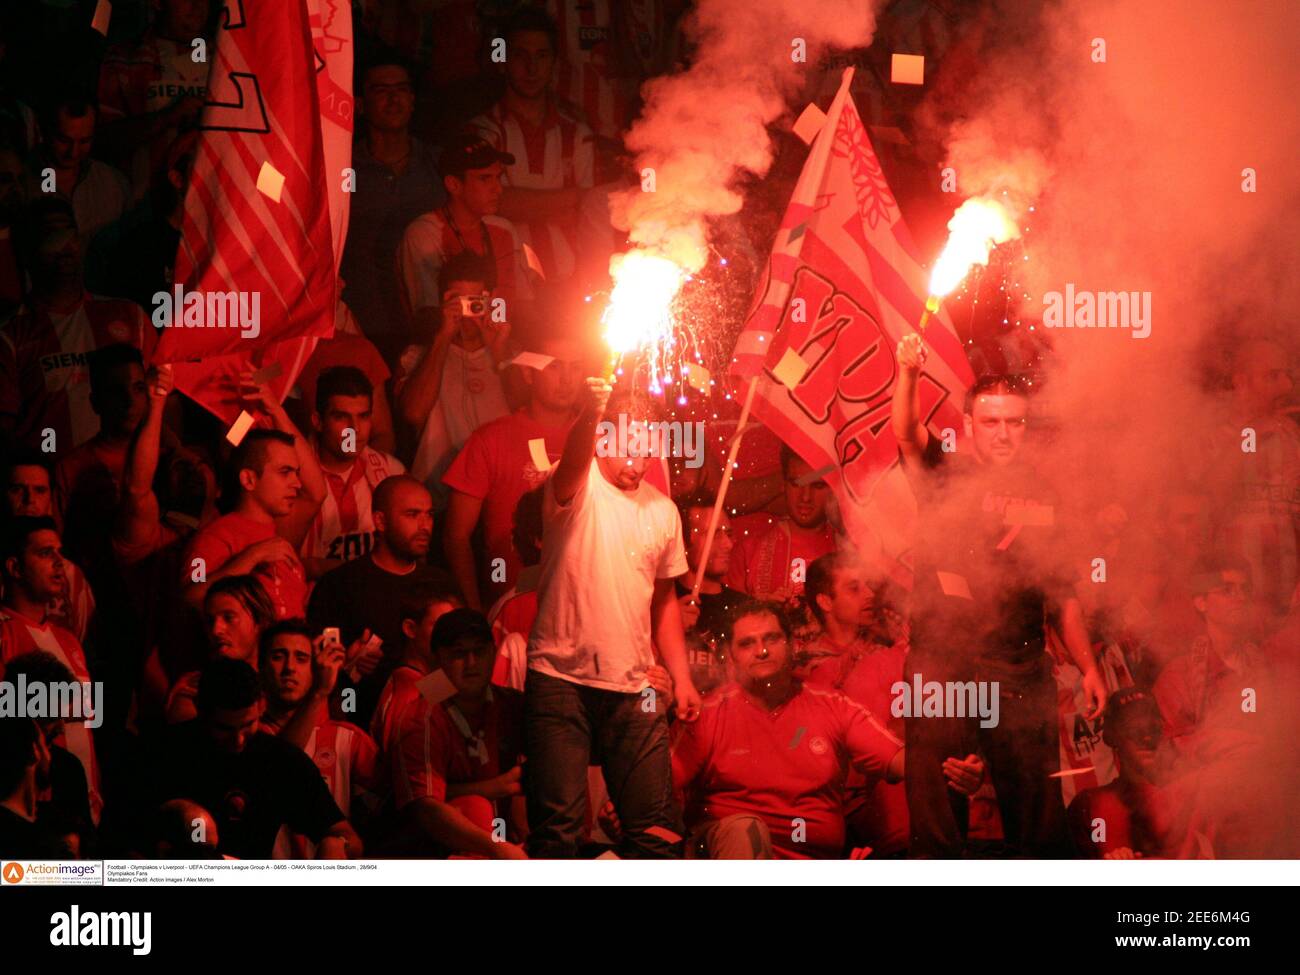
[309,475,458,724]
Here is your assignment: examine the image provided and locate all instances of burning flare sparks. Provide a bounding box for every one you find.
[602,250,688,390]
[928,197,1019,298]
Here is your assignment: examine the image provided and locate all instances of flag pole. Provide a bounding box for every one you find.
[690,374,760,602]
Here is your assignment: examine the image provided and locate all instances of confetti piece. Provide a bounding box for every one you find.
[890,53,925,85]
[510,351,555,371]
[256,161,285,202]
[795,462,836,487]
[936,570,973,600]
[225,410,256,446]
[1049,767,1095,779]
[771,347,809,390]
[995,524,1022,551]
[515,565,541,593]
[91,0,112,36]
[249,360,283,384]
[528,438,553,472]
[792,102,828,145]
[684,363,711,393]
[522,242,545,279]
[1004,503,1055,526]
[417,668,458,706]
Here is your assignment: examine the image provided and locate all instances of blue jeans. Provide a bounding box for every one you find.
[524,670,682,858]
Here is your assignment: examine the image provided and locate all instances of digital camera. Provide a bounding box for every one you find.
[460,294,489,317]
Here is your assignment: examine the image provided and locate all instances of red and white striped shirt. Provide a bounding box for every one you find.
[97,31,213,198]
[545,0,648,142]
[0,607,102,822]
[0,294,154,450]
[301,446,405,564]
[470,101,594,282]
[391,685,523,810]
[273,718,379,858]
[46,560,96,646]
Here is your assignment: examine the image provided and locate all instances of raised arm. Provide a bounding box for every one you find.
[116,364,173,550]
[550,377,611,506]
[892,334,931,470]
[398,305,458,427]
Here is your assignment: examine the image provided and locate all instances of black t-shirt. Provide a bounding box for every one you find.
[906,438,1070,675]
[308,556,457,724]
[144,722,344,859]
[308,555,457,654]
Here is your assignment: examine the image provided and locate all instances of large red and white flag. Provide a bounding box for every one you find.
[154,0,353,424]
[731,68,974,588]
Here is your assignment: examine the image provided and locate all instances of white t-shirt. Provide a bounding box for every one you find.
[528,459,688,692]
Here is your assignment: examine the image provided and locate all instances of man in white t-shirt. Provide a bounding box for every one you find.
[525,379,702,858]
[396,250,511,499]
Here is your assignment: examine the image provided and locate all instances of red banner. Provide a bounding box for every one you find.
[732,69,974,587]
[154,0,352,425]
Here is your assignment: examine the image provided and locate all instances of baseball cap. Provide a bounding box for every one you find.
[1101,686,1162,747]
[430,608,494,655]
[441,133,515,177]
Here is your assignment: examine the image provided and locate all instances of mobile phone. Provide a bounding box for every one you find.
[321,627,341,648]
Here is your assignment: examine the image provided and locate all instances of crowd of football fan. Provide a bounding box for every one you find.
[0,1,1296,861]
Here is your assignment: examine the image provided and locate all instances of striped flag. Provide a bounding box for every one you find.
[155,0,352,425]
[731,68,974,588]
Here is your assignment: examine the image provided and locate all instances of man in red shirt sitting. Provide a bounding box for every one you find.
[672,598,982,859]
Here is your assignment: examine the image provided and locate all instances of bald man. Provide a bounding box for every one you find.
[308,475,459,723]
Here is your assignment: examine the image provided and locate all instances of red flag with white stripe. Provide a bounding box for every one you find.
[155,0,352,425]
[731,68,974,588]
